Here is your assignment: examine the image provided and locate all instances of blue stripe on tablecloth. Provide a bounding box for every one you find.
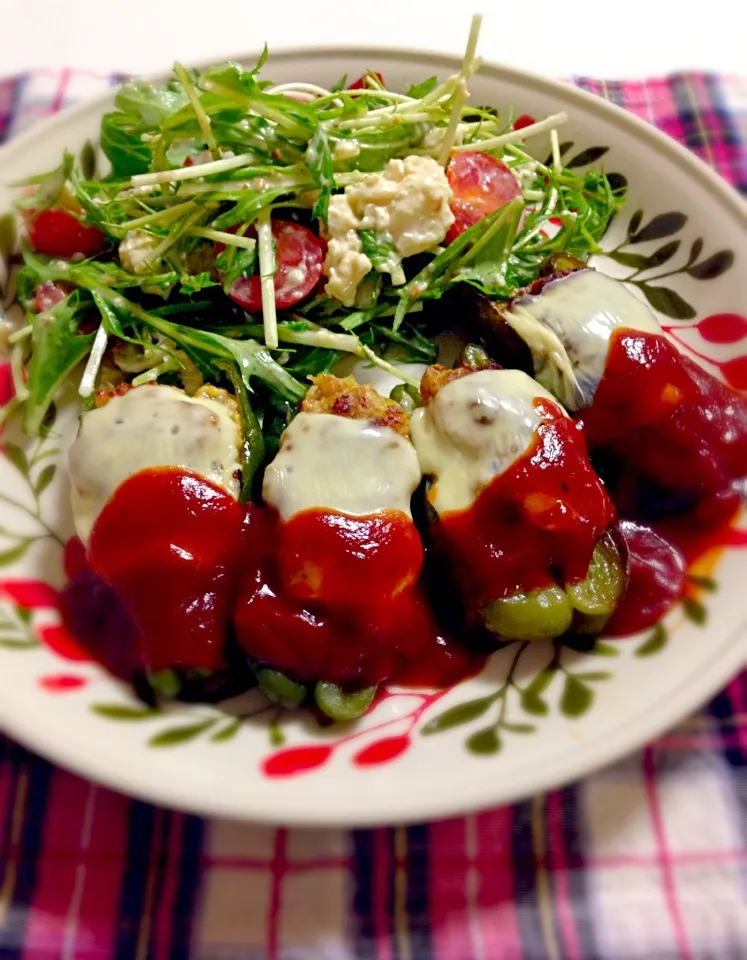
[512,799,549,958]
[558,784,601,960]
[708,687,747,828]
[404,824,433,959]
[0,745,52,960]
[169,814,204,960]
[708,74,747,194]
[351,829,378,960]
[113,799,158,958]
[0,76,22,146]
[351,829,396,960]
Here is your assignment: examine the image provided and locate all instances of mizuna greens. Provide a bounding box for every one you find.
[4,15,625,495]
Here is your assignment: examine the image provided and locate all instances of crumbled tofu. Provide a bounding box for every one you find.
[323,232,373,307]
[323,155,454,306]
[119,230,161,276]
[332,139,361,161]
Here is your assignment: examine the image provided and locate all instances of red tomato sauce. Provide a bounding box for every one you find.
[233,504,481,687]
[62,469,484,690]
[87,468,244,673]
[59,339,747,693]
[582,330,747,507]
[433,399,614,622]
[580,328,747,636]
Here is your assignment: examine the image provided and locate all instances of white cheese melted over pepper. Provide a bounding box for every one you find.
[68,384,241,544]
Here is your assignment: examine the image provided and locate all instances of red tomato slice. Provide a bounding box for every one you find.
[348,72,384,90]
[226,221,324,313]
[35,280,71,313]
[445,151,523,243]
[513,114,536,130]
[25,208,106,259]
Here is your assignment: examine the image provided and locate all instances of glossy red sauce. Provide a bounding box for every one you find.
[582,330,747,505]
[63,469,483,689]
[87,468,244,673]
[60,343,746,695]
[234,504,483,687]
[434,399,614,622]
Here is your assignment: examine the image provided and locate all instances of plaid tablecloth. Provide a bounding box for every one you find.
[0,69,746,960]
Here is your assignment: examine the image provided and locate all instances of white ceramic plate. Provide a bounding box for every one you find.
[0,47,745,826]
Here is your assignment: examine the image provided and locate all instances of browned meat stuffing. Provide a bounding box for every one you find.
[301,374,410,438]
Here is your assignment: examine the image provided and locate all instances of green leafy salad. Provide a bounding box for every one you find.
[4,14,624,496]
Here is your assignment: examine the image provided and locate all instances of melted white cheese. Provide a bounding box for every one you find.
[68,385,241,544]
[409,369,561,516]
[503,270,661,410]
[263,412,421,522]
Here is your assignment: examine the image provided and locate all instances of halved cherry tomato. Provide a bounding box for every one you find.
[348,72,385,90]
[35,280,71,313]
[25,208,106,259]
[445,151,523,243]
[225,221,324,313]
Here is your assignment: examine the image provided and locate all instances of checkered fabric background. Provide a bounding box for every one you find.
[0,69,745,960]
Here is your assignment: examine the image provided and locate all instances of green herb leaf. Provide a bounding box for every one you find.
[359,230,403,281]
[307,124,335,224]
[214,244,258,292]
[395,198,523,328]
[100,112,152,177]
[20,279,96,436]
[406,77,439,98]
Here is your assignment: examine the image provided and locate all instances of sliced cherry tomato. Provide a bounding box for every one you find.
[348,72,384,90]
[35,280,71,313]
[225,221,324,313]
[445,151,523,243]
[25,208,106,259]
[513,114,536,130]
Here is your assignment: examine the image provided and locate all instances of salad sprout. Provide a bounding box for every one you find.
[4,13,625,494]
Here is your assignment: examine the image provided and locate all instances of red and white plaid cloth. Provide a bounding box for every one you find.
[0,69,746,960]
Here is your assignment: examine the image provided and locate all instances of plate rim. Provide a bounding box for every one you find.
[0,45,745,825]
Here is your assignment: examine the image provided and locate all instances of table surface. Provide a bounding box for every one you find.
[1,0,744,80]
